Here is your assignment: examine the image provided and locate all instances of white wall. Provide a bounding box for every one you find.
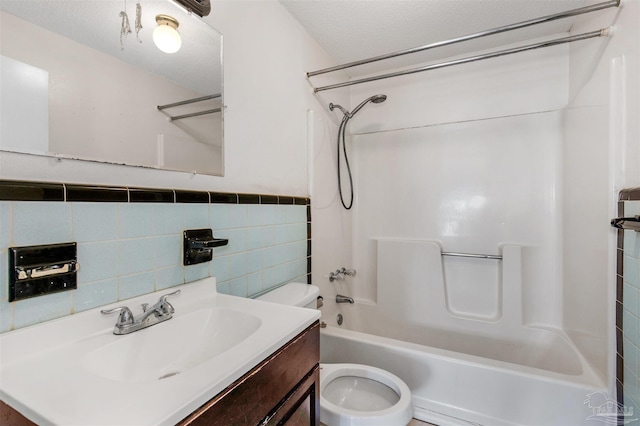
[0,1,336,197]
[324,42,570,330]
[564,0,640,388]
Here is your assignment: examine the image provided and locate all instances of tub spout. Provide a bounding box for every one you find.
[336,294,354,304]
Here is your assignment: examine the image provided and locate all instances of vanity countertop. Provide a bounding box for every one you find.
[0,277,320,425]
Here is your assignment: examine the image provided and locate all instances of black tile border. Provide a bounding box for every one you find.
[260,195,278,204]
[611,191,640,409]
[238,194,260,204]
[617,198,625,408]
[0,180,64,202]
[210,192,237,204]
[175,190,209,204]
[129,188,175,203]
[0,179,310,206]
[66,185,128,202]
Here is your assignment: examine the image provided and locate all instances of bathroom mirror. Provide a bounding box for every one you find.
[0,0,223,176]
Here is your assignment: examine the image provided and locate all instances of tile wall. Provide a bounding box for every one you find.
[618,193,640,414]
[0,181,310,333]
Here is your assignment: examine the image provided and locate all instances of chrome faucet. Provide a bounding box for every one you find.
[336,294,354,304]
[101,289,181,335]
[329,267,357,282]
[339,267,356,277]
[329,270,344,282]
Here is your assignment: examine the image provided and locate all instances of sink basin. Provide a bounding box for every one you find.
[0,277,320,426]
[82,307,262,383]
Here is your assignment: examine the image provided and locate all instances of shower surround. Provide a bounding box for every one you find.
[311,2,636,423]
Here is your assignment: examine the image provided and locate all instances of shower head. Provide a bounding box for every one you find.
[350,94,387,117]
[329,94,387,119]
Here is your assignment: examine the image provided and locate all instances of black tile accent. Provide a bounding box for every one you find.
[66,185,128,202]
[0,180,313,208]
[617,326,624,355]
[260,195,278,204]
[175,190,209,203]
[617,275,624,303]
[129,188,175,203]
[617,197,624,397]
[617,379,624,409]
[279,196,294,205]
[617,353,624,383]
[307,222,312,239]
[618,229,625,250]
[307,205,311,223]
[617,301,623,328]
[307,240,311,257]
[210,192,237,204]
[238,194,260,204]
[307,273,312,285]
[0,180,64,202]
[617,249,624,278]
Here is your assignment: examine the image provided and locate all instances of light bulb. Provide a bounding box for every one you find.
[153,15,181,54]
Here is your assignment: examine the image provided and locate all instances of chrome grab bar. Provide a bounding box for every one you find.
[442,252,502,260]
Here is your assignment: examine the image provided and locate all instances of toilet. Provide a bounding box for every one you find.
[256,283,414,426]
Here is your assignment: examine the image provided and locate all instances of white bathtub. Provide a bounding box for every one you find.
[320,312,606,426]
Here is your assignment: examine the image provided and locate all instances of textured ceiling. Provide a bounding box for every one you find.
[280,0,597,77]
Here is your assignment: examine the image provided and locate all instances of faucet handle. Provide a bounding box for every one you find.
[101,306,134,326]
[329,270,345,282]
[340,267,356,277]
[156,289,181,315]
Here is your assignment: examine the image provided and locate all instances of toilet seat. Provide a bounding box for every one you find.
[320,363,413,426]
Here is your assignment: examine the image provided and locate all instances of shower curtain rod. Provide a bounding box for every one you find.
[169,107,222,121]
[307,0,619,78]
[157,94,221,111]
[312,28,611,93]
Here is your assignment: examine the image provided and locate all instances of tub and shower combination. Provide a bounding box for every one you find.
[311,3,619,422]
[319,240,607,426]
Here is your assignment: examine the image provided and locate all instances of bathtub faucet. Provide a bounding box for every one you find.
[329,267,357,282]
[339,267,356,277]
[336,294,354,304]
[329,270,344,282]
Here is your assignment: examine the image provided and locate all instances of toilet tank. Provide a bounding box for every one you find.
[256,283,319,309]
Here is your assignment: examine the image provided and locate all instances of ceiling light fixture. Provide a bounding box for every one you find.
[153,14,181,54]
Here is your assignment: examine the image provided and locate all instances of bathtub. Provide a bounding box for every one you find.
[320,307,606,426]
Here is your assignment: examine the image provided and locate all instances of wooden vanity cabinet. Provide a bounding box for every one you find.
[179,320,320,426]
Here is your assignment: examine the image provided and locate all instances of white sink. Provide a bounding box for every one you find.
[82,307,262,383]
[0,277,320,426]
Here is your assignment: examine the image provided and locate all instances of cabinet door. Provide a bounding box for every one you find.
[180,322,320,426]
[265,365,319,426]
